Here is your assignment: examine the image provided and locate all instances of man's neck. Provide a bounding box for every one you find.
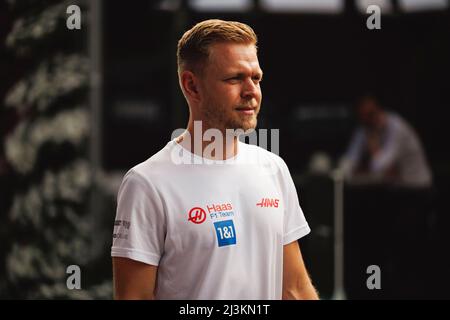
[177,121,238,160]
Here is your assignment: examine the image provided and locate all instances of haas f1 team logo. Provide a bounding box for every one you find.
[188,207,206,224]
[256,198,279,208]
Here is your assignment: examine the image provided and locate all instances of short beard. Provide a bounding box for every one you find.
[201,102,258,132]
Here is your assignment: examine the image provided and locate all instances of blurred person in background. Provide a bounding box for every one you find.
[341,93,434,299]
[341,93,432,188]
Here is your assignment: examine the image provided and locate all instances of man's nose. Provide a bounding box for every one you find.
[241,78,259,99]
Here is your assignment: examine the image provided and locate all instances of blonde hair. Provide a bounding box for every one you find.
[177,19,258,75]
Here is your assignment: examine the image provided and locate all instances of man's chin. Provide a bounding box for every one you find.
[242,118,257,131]
[227,120,257,134]
[241,124,257,132]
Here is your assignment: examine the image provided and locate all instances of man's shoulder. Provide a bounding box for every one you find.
[387,112,414,134]
[387,112,407,126]
[126,140,176,182]
[239,141,288,171]
[240,141,281,158]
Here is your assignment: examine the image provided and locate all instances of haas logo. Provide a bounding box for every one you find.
[256,198,279,208]
[188,207,206,224]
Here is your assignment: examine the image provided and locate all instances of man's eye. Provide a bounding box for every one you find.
[226,77,241,83]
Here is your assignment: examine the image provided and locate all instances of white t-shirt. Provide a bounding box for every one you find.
[111,139,311,299]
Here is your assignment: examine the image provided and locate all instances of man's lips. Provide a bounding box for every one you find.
[235,106,256,115]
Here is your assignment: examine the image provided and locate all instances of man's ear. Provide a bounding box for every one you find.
[180,70,201,102]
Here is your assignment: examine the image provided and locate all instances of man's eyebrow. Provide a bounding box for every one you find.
[226,70,263,78]
[231,72,246,78]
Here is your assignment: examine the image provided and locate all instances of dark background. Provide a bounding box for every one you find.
[1,0,449,299]
[101,4,450,299]
[102,2,449,174]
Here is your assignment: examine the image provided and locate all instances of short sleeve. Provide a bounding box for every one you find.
[111,169,166,266]
[279,160,311,245]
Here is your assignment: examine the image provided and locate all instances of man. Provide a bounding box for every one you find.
[111,19,318,300]
[342,93,432,188]
[341,93,433,298]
